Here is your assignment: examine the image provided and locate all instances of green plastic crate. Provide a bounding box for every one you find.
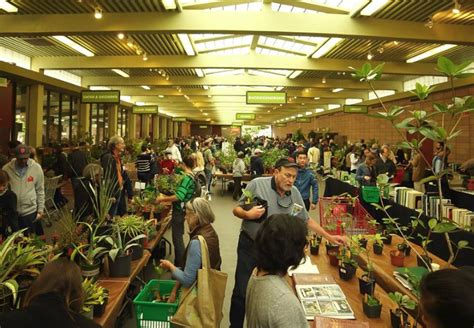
[133,279,179,328]
[361,186,380,203]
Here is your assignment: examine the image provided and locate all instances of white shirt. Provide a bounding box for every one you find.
[350,153,361,171]
[166,144,182,163]
[307,146,320,164]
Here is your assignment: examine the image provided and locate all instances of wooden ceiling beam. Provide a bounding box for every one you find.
[0,11,472,45]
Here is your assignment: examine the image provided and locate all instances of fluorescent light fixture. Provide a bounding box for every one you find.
[161,0,177,10]
[345,98,363,105]
[89,86,111,91]
[275,87,284,91]
[52,36,94,57]
[291,116,296,119]
[120,96,131,102]
[206,118,211,121]
[406,44,457,63]
[315,108,324,113]
[141,85,151,90]
[360,0,390,16]
[184,95,190,100]
[117,33,125,40]
[111,69,130,78]
[204,113,208,116]
[328,104,341,110]
[288,70,303,79]
[314,97,320,100]
[196,69,205,77]
[285,118,289,121]
[158,95,165,98]
[0,0,18,12]
[297,114,303,117]
[178,34,196,56]
[332,88,344,93]
[305,111,312,115]
[136,101,145,106]
[311,38,343,58]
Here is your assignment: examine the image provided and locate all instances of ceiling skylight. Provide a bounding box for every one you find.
[204,69,245,76]
[258,36,316,56]
[195,36,252,53]
[256,47,299,57]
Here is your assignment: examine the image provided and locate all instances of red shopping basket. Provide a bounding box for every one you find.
[319,197,376,236]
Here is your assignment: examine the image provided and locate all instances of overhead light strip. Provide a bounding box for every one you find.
[0,0,18,12]
[141,85,151,90]
[360,0,390,16]
[111,69,130,78]
[161,0,177,10]
[52,36,94,57]
[178,34,196,56]
[311,38,343,58]
[288,70,303,79]
[406,44,457,63]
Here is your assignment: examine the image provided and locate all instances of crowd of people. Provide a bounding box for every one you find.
[0,133,472,328]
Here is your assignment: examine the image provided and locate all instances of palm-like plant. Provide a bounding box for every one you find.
[104,225,146,262]
[116,215,147,238]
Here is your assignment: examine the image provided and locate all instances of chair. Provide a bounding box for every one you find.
[43,175,62,225]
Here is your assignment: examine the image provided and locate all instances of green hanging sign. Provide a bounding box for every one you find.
[343,105,368,114]
[132,106,159,114]
[236,113,256,120]
[231,121,243,126]
[230,125,242,129]
[81,90,121,104]
[296,117,311,123]
[275,123,287,127]
[172,117,186,122]
[0,77,7,88]
[199,125,208,129]
[246,91,287,104]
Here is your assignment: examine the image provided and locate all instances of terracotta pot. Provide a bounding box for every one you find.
[328,250,339,267]
[390,250,406,267]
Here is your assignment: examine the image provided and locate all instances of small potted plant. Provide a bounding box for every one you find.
[325,241,340,255]
[338,247,358,281]
[396,219,417,256]
[390,250,406,267]
[351,235,377,295]
[388,292,417,328]
[328,249,339,267]
[82,278,109,318]
[356,234,368,249]
[104,225,146,277]
[363,294,382,319]
[309,235,322,256]
[371,233,385,255]
[116,215,147,261]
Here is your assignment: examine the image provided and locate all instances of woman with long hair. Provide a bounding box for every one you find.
[0,258,99,328]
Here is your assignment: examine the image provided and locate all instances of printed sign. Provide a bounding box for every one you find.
[132,106,159,114]
[246,91,287,104]
[81,90,120,104]
[343,105,368,114]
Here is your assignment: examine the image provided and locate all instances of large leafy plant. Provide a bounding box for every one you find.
[104,225,146,262]
[82,278,108,313]
[350,56,474,266]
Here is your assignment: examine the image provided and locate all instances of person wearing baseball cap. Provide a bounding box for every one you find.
[250,149,264,179]
[2,144,45,236]
[229,157,346,327]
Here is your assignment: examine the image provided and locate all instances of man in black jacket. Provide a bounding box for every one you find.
[100,136,125,217]
[375,145,396,178]
[250,149,264,179]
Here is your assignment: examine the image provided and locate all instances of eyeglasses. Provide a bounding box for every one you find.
[277,196,292,208]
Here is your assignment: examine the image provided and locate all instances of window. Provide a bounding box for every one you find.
[14,84,28,143]
[42,90,78,145]
[117,107,128,138]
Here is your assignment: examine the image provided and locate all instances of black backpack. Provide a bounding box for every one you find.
[186,171,210,201]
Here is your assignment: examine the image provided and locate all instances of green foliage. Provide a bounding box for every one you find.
[366,294,381,306]
[388,292,417,311]
[242,189,255,204]
[116,215,147,238]
[154,173,184,195]
[371,233,385,247]
[215,148,237,172]
[436,56,474,79]
[292,128,305,142]
[82,278,108,313]
[104,225,146,262]
[349,62,385,82]
[261,148,288,170]
[410,82,436,101]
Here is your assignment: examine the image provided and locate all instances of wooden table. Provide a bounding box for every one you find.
[93,212,172,327]
[355,235,449,302]
[95,280,129,328]
[306,245,397,327]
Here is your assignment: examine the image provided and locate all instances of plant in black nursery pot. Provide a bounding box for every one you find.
[352,235,377,295]
[104,225,146,277]
[309,235,322,255]
[388,292,417,328]
[363,294,382,319]
[371,233,385,255]
[338,246,358,281]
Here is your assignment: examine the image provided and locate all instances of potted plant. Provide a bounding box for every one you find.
[371,233,385,255]
[363,294,382,319]
[71,222,110,280]
[309,235,322,256]
[325,241,340,255]
[390,250,406,267]
[104,225,146,277]
[116,215,147,260]
[351,235,377,295]
[328,249,339,267]
[388,292,417,328]
[82,278,109,318]
[338,246,358,281]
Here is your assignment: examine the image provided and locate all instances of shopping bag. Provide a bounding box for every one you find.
[171,236,228,327]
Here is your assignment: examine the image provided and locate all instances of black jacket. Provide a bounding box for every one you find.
[68,150,89,178]
[375,156,396,178]
[250,156,264,178]
[0,292,100,328]
[0,189,18,233]
[100,151,123,197]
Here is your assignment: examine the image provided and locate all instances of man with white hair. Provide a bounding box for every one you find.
[165,138,182,163]
[250,149,264,179]
[100,135,125,217]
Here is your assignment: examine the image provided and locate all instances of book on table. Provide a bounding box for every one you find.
[312,316,369,328]
[293,274,355,320]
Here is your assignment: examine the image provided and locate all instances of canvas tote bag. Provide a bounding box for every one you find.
[171,236,228,327]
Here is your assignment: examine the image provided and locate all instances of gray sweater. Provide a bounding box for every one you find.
[3,159,45,216]
[246,274,308,328]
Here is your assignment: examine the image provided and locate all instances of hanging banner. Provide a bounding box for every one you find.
[81,90,120,104]
[236,113,256,120]
[199,125,208,129]
[246,91,287,104]
[296,117,311,123]
[231,121,243,126]
[343,105,368,114]
[172,117,186,122]
[132,106,159,114]
[275,123,287,127]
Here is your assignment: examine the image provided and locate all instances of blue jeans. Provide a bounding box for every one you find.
[230,231,257,328]
[171,208,186,268]
[18,212,43,236]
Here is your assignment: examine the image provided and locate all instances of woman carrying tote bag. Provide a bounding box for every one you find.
[159,198,227,327]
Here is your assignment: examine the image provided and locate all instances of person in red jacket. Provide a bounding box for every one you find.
[160,150,176,175]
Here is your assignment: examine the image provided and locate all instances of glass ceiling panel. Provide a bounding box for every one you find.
[256,47,300,57]
[195,36,252,52]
